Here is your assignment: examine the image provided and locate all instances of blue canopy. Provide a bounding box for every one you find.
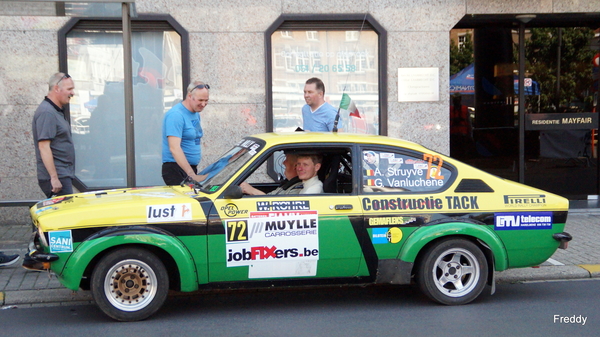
[450,63,474,94]
[450,63,540,96]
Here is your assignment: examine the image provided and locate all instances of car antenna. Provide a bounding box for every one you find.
[332,13,368,133]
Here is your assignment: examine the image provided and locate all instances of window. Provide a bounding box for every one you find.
[266,14,388,140]
[241,146,354,195]
[361,149,452,193]
[458,33,467,49]
[59,16,188,190]
[306,31,319,41]
[346,31,360,41]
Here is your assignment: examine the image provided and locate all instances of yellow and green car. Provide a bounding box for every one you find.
[27,133,571,321]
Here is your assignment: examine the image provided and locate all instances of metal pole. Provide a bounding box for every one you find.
[518,22,526,183]
[555,28,562,110]
[122,2,136,187]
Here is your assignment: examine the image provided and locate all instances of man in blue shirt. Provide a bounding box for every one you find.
[302,77,337,132]
[162,81,209,185]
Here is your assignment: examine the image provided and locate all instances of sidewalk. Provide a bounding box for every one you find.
[1,210,599,308]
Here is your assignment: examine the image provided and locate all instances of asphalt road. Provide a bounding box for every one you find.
[2,280,598,336]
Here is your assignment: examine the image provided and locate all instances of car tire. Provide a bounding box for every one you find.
[91,247,169,321]
[417,238,488,305]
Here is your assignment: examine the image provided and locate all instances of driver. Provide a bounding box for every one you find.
[295,154,323,194]
[240,153,302,195]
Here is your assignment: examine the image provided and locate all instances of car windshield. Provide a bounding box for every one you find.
[200,137,265,192]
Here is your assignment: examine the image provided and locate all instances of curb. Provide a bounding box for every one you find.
[495,265,600,283]
[2,265,600,307]
[1,289,93,308]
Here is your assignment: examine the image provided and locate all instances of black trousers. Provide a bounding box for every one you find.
[162,162,197,185]
[38,177,74,198]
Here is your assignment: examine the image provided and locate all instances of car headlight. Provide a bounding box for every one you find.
[37,226,48,247]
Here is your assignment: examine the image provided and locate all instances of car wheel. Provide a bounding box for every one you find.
[91,248,169,321]
[417,238,488,305]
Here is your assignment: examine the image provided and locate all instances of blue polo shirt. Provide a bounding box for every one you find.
[162,102,202,165]
[302,102,337,132]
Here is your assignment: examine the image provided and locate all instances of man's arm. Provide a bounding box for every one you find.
[38,140,62,194]
[239,182,266,195]
[167,136,206,182]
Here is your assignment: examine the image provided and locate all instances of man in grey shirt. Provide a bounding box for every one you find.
[32,73,76,198]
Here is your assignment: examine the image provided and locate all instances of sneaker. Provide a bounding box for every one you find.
[0,252,19,267]
[22,254,44,272]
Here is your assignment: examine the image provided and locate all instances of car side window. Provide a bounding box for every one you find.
[361,149,452,193]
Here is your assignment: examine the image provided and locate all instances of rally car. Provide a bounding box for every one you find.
[27,132,571,321]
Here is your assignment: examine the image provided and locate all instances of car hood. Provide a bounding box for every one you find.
[31,185,207,232]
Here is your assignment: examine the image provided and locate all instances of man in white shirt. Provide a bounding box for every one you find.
[296,154,323,194]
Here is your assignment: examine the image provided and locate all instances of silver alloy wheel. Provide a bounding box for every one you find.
[103,259,158,312]
[431,247,481,298]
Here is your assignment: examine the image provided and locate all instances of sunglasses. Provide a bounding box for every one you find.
[57,73,71,85]
[192,84,210,92]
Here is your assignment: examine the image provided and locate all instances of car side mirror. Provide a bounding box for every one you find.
[222,185,243,199]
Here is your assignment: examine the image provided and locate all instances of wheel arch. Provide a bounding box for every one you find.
[399,222,508,272]
[59,234,198,292]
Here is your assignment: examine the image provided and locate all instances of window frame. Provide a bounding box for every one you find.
[58,14,190,192]
[265,14,388,136]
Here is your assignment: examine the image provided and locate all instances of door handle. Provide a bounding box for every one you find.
[334,204,353,210]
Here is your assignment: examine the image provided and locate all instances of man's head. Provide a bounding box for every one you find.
[282,154,299,180]
[47,72,75,109]
[183,81,210,113]
[303,77,325,109]
[296,154,322,181]
[364,151,377,164]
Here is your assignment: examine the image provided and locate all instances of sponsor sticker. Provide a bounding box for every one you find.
[368,215,429,226]
[503,194,546,207]
[49,230,73,253]
[371,227,403,244]
[40,196,73,207]
[256,200,310,211]
[494,212,553,230]
[220,203,248,217]
[372,228,389,244]
[146,203,192,222]
[226,210,319,278]
[34,206,55,214]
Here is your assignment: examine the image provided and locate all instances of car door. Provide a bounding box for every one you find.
[207,147,366,283]
[359,146,456,260]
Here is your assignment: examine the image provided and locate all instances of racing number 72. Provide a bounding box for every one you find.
[423,154,444,180]
[226,220,248,242]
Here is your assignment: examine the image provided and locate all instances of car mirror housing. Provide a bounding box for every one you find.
[222,185,243,199]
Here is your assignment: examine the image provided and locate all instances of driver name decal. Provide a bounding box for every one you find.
[226,210,319,278]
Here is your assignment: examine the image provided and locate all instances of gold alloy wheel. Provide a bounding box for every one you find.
[104,259,158,312]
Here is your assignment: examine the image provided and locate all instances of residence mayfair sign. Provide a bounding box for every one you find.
[526,113,598,130]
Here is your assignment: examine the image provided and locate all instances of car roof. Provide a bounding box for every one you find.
[249,132,431,153]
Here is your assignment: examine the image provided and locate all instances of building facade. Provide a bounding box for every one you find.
[1,0,599,223]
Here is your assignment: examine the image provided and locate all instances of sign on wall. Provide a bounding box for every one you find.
[397,68,439,102]
[525,113,599,130]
